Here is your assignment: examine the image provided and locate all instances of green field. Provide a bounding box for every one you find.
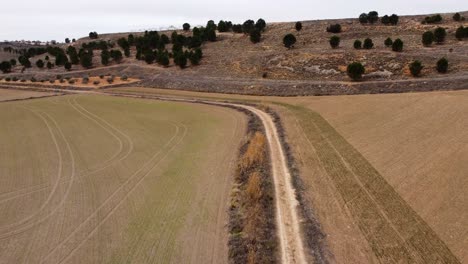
[0,94,246,263]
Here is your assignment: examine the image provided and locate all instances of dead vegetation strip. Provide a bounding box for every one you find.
[227,108,278,264]
[267,107,330,264]
[283,104,460,264]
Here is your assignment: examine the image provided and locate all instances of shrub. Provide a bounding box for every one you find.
[359,13,368,24]
[347,62,365,81]
[106,77,114,83]
[455,26,466,40]
[30,77,37,82]
[0,61,12,73]
[381,15,390,25]
[354,40,362,49]
[392,38,403,52]
[12,77,18,82]
[20,79,26,82]
[363,38,374,49]
[283,34,297,48]
[93,80,100,85]
[89,32,99,39]
[49,79,55,84]
[436,58,448,73]
[99,75,104,79]
[10,59,16,66]
[255,18,267,32]
[424,14,442,24]
[56,75,62,79]
[183,23,191,31]
[368,11,379,24]
[47,62,54,69]
[174,53,187,69]
[64,62,72,71]
[60,78,65,83]
[110,50,123,63]
[121,75,128,81]
[36,59,45,68]
[422,31,434,46]
[389,14,399,25]
[329,36,340,48]
[384,37,393,47]
[68,79,75,84]
[295,22,302,31]
[434,27,446,44]
[82,76,89,84]
[409,60,423,77]
[101,50,110,65]
[326,24,342,33]
[453,13,462,22]
[5,77,11,82]
[250,29,261,43]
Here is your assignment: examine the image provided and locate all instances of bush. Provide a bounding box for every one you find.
[89,32,99,39]
[283,34,297,48]
[455,26,466,40]
[68,79,75,84]
[93,80,100,85]
[424,14,442,24]
[99,74,105,79]
[381,15,390,25]
[82,76,89,84]
[436,58,448,73]
[56,75,62,79]
[392,38,403,52]
[347,62,365,81]
[434,27,446,44]
[409,60,423,77]
[106,77,114,84]
[31,77,37,82]
[453,13,462,22]
[36,59,44,68]
[255,18,266,32]
[250,29,261,43]
[5,77,11,82]
[12,77,18,82]
[0,61,12,73]
[363,38,374,49]
[389,14,399,25]
[326,24,342,33]
[368,11,379,24]
[354,40,362,49]
[20,79,26,82]
[64,62,72,71]
[47,62,54,69]
[295,22,302,31]
[359,13,368,24]
[60,78,65,83]
[329,36,340,48]
[49,79,55,84]
[384,37,393,47]
[422,31,434,46]
[121,75,128,81]
[183,23,191,31]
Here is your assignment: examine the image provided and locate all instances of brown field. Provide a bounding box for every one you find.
[0,94,246,263]
[0,88,58,102]
[105,86,467,263]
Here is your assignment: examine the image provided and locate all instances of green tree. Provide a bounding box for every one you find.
[183,23,191,31]
[422,31,434,46]
[434,27,446,44]
[36,59,45,68]
[329,35,340,48]
[347,62,365,81]
[174,52,187,68]
[47,61,54,69]
[64,62,72,71]
[80,51,93,69]
[390,14,399,25]
[218,20,228,32]
[10,59,16,66]
[0,61,12,73]
[295,22,302,31]
[326,24,341,33]
[392,38,403,52]
[250,29,261,43]
[436,58,448,73]
[455,26,466,40]
[144,50,155,64]
[384,37,393,47]
[359,13,368,24]
[255,18,267,31]
[453,13,462,22]
[354,40,362,49]
[101,50,110,65]
[368,11,379,24]
[283,34,297,48]
[363,38,374,49]
[110,50,123,63]
[65,38,70,44]
[409,60,423,77]
[381,15,390,25]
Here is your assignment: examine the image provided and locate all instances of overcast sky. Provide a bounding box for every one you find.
[1,0,466,41]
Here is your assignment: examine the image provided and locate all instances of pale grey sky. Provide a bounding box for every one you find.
[1,0,466,41]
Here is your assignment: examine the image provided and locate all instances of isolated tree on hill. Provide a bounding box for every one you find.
[434,27,446,44]
[64,62,72,71]
[89,32,98,39]
[65,38,70,44]
[359,13,368,24]
[347,62,365,81]
[283,34,297,48]
[363,38,374,49]
[295,22,302,31]
[422,31,434,46]
[183,23,191,31]
[389,14,399,25]
[392,38,403,52]
[255,18,267,32]
[368,11,379,24]
[409,60,423,77]
[36,59,44,68]
[384,37,393,47]
[436,58,448,73]
[0,61,12,73]
[329,36,340,48]
[354,40,362,49]
[326,24,342,33]
[250,29,261,43]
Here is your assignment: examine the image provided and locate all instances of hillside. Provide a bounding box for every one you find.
[1,11,468,95]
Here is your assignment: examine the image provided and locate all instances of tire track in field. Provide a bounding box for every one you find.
[0,96,133,205]
[40,118,187,264]
[0,109,77,240]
